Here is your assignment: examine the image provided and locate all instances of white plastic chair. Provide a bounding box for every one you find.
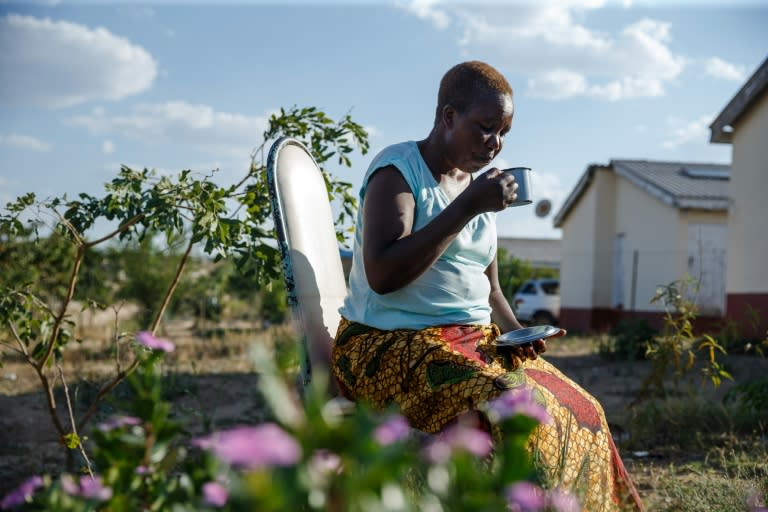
[266,137,349,391]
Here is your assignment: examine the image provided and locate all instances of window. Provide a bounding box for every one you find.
[541,281,560,295]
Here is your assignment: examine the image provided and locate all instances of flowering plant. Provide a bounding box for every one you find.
[2,335,578,511]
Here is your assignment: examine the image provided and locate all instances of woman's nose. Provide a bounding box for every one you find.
[486,133,501,151]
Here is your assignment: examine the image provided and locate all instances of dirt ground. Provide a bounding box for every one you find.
[1,322,766,508]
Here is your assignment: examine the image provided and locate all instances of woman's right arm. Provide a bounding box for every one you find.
[362,165,511,294]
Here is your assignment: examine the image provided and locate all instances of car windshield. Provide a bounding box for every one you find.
[541,281,559,295]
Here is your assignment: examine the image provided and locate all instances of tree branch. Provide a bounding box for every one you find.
[58,364,94,477]
[84,213,146,248]
[149,238,194,334]
[39,244,84,371]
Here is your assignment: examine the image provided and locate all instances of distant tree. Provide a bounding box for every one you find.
[496,247,559,300]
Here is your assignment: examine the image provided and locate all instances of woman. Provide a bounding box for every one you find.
[332,61,643,511]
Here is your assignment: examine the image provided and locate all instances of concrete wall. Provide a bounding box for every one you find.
[727,91,768,294]
[560,173,597,311]
[591,169,618,309]
[726,90,768,337]
[613,177,681,312]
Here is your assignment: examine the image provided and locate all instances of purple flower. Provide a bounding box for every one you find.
[488,387,551,425]
[202,481,229,507]
[97,415,142,432]
[548,489,581,512]
[192,423,301,469]
[307,449,343,486]
[747,488,767,510]
[1,475,44,509]
[309,449,342,475]
[424,423,492,464]
[60,475,112,501]
[506,481,547,512]
[136,331,175,353]
[374,415,411,446]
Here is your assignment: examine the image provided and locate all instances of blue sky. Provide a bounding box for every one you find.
[1,1,766,240]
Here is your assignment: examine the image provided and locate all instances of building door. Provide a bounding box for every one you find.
[687,223,727,315]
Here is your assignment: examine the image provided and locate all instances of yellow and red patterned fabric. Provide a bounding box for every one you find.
[331,318,644,511]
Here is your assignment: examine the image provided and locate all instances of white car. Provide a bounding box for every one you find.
[512,279,560,326]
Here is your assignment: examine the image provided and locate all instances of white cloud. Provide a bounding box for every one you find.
[397,0,451,29]
[704,57,747,82]
[402,3,686,101]
[102,140,115,154]
[527,70,588,100]
[0,14,158,108]
[68,101,271,158]
[662,114,713,149]
[0,133,52,152]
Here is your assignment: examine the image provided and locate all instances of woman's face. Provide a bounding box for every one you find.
[444,91,514,172]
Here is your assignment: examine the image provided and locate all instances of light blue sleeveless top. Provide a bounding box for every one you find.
[340,141,497,330]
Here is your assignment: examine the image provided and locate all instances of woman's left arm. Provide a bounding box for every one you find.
[485,254,552,358]
[485,254,524,333]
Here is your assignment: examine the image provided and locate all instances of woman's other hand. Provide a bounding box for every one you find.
[507,328,566,361]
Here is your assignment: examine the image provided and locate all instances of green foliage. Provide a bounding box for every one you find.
[8,335,558,511]
[599,318,657,361]
[259,279,288,325]
[724,375,768,417]
[0,105,369,467]
[638,276,732,400]
[0,222,76,303]
[496,247,558,300]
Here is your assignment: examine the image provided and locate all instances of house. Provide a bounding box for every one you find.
[710,56,768,340]
[553,159,730,333]
[497,237,561,271]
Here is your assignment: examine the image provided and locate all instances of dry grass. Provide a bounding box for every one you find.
[1,327,767,510]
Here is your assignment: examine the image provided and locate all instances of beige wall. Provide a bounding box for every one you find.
[560,168,612,310]
[614,178,681,312]
[727,91,768,294]
[592,170,618,308]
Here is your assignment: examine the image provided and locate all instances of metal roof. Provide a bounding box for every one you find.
[710,56,768,144]
[554,159,731,227]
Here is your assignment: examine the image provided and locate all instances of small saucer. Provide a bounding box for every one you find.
[495,325,560,346]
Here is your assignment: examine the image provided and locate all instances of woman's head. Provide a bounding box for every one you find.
[432,61,514,172]
[435,61,513,123]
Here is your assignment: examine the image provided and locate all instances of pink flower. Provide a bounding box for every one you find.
[548,489,580,512]
[309,449,342,475]
[97,415,142,432]
[506,481,547,512]
[60,475,112,501]
[488,387,551,425]
[202,481,229,507]
[1,475,43,509]
[136,331,175,352]
[424,423,492,464]
[374,415,411,445]
[192,423,301,469]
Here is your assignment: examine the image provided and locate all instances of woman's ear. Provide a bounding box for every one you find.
[442,104,456,129]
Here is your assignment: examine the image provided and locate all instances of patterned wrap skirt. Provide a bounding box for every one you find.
[331,317,644,512]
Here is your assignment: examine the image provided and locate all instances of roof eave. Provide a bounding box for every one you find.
[553,164,604,228]
[709,56,768,144]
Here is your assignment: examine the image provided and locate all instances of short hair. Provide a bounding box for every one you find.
[435,61,513,121]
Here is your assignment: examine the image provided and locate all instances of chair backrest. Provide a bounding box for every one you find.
[266,137,348,388]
